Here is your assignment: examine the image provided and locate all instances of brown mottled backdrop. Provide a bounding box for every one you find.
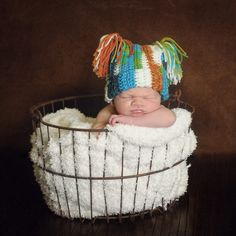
[1,0,236,155]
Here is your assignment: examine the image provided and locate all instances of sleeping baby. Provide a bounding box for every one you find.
[92,87,175,129]
[91,33,187,130]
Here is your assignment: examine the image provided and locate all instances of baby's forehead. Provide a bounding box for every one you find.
[121,88,159,96]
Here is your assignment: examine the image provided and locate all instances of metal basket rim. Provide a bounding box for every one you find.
[30,90,194,132]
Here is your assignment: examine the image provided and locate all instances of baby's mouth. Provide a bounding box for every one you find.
[131,109,144,116]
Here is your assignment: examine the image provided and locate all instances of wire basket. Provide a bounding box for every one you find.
[30,90,195,223]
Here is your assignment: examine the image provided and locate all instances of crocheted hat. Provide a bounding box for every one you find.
[92,33,188,102]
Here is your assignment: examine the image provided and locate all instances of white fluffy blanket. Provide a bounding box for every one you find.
[30,108,197,219]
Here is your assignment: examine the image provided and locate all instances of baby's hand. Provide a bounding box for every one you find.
[109,115,132,126]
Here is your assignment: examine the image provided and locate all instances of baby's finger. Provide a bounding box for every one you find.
[109,117,115,126]
[109,115,117,125]
[110,117,118,126]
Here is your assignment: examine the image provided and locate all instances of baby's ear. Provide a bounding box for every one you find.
[111,100,115,106]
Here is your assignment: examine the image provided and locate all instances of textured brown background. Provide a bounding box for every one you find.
[1,0,236,155]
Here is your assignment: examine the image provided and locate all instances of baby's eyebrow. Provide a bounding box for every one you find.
[120,93,132,96]
[142,93,156,96]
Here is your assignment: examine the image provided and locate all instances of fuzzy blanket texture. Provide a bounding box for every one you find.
[30,108,197,219]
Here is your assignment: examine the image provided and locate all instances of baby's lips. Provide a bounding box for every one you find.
[130,109,144,116]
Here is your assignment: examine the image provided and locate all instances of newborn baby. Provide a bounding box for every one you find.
[92,87,176,129]
[91,33,187,130]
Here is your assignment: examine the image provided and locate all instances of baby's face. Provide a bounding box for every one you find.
[113,88,161,117]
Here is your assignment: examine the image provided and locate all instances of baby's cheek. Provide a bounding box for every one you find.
[147,102,160,111]
[115,104,130,115]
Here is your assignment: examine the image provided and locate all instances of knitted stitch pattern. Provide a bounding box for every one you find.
[92,33,188,102]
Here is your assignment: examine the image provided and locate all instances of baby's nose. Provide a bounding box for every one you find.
[131,97,143,106]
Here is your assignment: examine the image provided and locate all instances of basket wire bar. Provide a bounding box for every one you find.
[42,105,46,116]
[52,173,63,216]
[51,103,55,113]
[39,122,46,169]
[119,142,125,222]
[143,147,155,212]
[30,90,194,222]
[88,132,93,220]
[46,125,50,142]
[72,130,82,219]
[58,127,71,219]
[133,146,141,214]
[33,120,40,166]
[151,154,166,213]
[39,122,44,146]
[88,132,93,219]
[164,144,168,168]
[103,132,109,222]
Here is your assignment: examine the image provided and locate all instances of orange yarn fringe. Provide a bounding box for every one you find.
[142,45,163,92]
[92,33,133,78]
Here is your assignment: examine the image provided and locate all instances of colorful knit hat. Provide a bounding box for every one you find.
[92,33,188,102]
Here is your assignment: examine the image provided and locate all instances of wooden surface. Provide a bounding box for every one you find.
[1,151,235,236]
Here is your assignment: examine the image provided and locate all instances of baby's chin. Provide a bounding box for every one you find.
[131,113,144,117]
